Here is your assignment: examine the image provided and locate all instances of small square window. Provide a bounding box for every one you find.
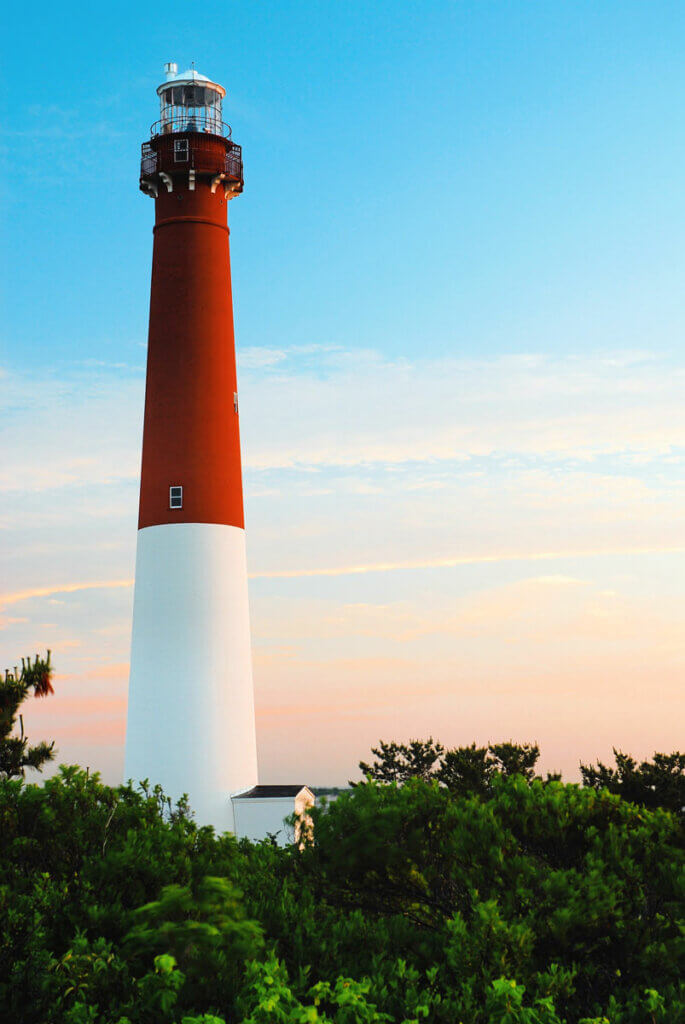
[169,485,183,509]
[174,139,189,162]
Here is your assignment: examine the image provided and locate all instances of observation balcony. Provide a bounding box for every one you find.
[141,140,242,179]
[140,132,243,198]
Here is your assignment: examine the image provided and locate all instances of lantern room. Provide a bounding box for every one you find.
[140,61,243,200]
[156,62,226,136]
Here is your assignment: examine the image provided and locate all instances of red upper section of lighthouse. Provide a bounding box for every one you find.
[137,65,247,531]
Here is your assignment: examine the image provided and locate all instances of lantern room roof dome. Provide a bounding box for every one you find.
[157,62,225,98]
[171,68,211,82]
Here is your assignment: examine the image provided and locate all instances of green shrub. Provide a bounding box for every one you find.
[0,765,682,1023]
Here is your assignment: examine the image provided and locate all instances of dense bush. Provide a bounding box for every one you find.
[1,764,683,1023]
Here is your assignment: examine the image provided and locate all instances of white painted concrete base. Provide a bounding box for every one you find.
[125,523,258,832]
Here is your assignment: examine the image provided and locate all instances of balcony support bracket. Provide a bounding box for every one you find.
[140,179,159,199]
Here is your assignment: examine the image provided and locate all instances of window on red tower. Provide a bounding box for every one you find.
[169,486,183,509]
[174,139,189,162]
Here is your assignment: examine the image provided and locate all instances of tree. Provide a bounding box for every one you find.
[0,651,55,780]
[489,741,540,781]
[358,738,542,794]
[437,743,496,796]
[580,749,685,817]
[357,738,444,784]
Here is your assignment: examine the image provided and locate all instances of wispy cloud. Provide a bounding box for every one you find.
[249,544,685,579]
[4,349,685,502]
[0,579,134,612]
[4,542,684,616]
[238,348,287,369]
[0,367,142,495]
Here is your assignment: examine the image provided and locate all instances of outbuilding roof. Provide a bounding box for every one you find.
[233,785,312,800]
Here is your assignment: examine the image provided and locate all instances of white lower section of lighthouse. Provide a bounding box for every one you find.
[125,522,258,831]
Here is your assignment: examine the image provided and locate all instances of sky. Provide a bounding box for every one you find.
[2,1,685,787]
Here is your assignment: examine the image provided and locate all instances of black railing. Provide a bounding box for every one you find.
[225,144,242,180]
[150,113,232,138]
[140,142,157,176]
[139,139,243,183]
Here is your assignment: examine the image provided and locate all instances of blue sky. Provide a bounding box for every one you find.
[2,2,685,786]
[7,1,685,368]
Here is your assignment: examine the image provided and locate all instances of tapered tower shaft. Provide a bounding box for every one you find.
[125,64,257,830]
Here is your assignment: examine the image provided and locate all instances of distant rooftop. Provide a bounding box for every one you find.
[233,785,312,800]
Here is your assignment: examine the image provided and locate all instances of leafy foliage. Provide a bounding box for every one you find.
[0,676,682,1024]
[125,875,264,1014]
[0,651,55,779]
[0,757,682,1023]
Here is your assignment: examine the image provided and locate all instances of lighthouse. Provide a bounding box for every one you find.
[125,63,258,831]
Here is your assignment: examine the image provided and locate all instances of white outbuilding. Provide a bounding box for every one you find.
[232,785,315,846]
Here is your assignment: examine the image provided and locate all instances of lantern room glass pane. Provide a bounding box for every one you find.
[159,81,224,133]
